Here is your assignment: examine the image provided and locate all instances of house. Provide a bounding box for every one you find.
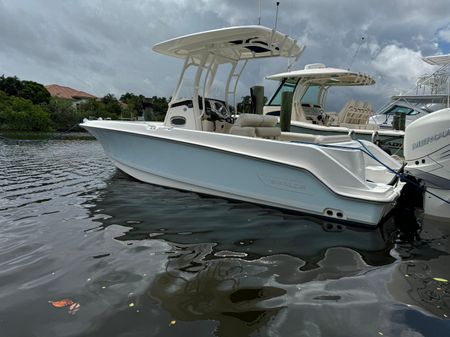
[45,84,97,102]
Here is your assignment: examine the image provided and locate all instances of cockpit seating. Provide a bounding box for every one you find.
[229,114,281,139]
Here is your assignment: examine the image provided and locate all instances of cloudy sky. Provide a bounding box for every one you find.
[1,0,450,110]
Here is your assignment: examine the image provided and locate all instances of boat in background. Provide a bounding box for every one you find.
[80,25,448,226]
[371,53,450,129]
[263,64,405,156]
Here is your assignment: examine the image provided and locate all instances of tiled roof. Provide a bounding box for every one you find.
[45,84,97,100]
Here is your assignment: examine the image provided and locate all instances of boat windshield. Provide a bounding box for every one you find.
[300,85,321,106]
[383,105,417,115]
[268,80,296,106]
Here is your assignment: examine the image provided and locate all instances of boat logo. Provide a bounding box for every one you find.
[412,128,450,150]
[258,174,309,194]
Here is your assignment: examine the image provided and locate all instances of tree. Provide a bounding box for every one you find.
[101,93,122,116]
[236,95,268,114]
[0,76,50,104]
[45,97,79,131]
[120,92,141,119]
[119,92,136,103]
[150,96,168,121]
[237,95,252,114]
[19,80,51,104]
[0,75,23,96]
[76,95,122,120]
[0,90,52,131]
[120,93,164,121]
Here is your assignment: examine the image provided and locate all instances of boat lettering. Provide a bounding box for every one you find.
[412,128,450,150]
[259,174,308,193]
[382,141,401,149]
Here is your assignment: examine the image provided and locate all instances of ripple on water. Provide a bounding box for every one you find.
[1,139,449,337]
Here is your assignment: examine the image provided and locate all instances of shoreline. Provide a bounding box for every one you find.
[0,131,95,141]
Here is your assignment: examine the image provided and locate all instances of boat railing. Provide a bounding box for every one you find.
[376,58,450,115]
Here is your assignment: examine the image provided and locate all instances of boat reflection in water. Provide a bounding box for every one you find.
[85,171,439,336]
[93,171,397,262]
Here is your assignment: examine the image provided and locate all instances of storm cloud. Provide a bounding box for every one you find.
[1,0,449,110]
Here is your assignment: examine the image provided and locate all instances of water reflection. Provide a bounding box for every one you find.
[146,242,392,336]
[88,171,411,336]
[149,243,284,337]
[390,218,450,320]
[92,171,396,265]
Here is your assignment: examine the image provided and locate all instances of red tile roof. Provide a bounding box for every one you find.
[45,84,97,100]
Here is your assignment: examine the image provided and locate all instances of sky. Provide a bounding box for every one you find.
[1,0,450,111]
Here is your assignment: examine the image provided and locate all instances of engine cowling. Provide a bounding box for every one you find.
[404,108,450,220]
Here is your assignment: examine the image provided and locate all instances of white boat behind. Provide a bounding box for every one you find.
[371,53,450,130]
[81,25,410,226]
[263,64,405,155]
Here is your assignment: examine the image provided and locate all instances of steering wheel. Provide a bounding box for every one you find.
[217,105,229,119]
[211,103,232,121]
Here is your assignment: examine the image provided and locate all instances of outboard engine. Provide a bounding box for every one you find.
[404,108,450,221]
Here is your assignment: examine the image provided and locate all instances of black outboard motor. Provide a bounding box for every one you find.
[393,174,424,241]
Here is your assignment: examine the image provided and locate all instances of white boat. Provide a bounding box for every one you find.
[371,53,450,130]
[81,25,419,226]
[263,64,405,155]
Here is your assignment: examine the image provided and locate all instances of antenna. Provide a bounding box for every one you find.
[258,0,261,25]
[348,35,365,70]
[274,2,280,31]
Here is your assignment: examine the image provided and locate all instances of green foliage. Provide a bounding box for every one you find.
[20,80,51,104]
[236,95,268,114]
[101,94,122,116]
[76,94,122,120]
[0,75,23,96]
[44,97,79,131]
[150,96,168,121]
[120,92,163,121]
[0,74,171,132]
[0,90,52,131]
[237,95,252,114]
[0,75,50,104]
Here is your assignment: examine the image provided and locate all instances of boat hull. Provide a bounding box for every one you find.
[83,123,400,226]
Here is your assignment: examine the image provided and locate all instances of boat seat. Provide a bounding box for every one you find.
[202,119,215,131]
[230,114,281,138]
[229,126,256,137]
[229,126,281,138]
[255,127,281,138]
[338,100,372,125]
[234,113,279,127]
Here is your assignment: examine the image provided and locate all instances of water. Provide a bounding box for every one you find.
[1,139,449,337]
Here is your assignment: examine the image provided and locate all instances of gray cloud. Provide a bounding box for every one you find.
[1,0,449,110]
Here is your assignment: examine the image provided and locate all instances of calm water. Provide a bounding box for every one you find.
[1,139,449,337]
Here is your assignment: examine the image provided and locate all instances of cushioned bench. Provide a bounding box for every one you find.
[229,114,281,139]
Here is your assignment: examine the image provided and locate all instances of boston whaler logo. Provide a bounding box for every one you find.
[412,128,450,150]
[258,174,309,194]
